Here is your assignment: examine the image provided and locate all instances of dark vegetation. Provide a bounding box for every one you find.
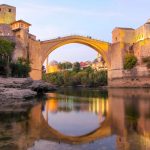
[0,39,31,77]
[43,66,107,87]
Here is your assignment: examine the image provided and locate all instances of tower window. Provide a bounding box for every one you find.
[8,9,11,12]
[0,8,1,11]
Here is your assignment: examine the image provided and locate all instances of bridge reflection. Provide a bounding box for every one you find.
[42,94,110,137]
[44,96,108,123]
[31,89,150,149]
[0,89,150,150]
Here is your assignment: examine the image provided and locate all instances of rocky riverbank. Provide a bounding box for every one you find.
[0,77,56,113]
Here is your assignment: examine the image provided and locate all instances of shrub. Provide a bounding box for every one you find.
[124,54,137,70]
[0,39,15,76]
[43,69,108,87]
[58,62,72,70]
[73,62,80,72]
[0,39,15,56]
[10,58,31,78]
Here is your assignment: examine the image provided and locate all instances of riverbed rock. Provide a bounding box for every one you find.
[0,77,56,113]
[29,80,57,93]
[0,87,36,113]
[0,88,36,100]
[0,77,33,89]
[0,77,56,92]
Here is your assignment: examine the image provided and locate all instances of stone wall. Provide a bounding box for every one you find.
[109,76,150,88]
[0,24,14,36]
[133,38,150,64]
[112,28,135,44]
[108,42,129,79]
[12,29,29,61]
[29,39,42,80]
[108,36,150,87]
[135,23,150,42]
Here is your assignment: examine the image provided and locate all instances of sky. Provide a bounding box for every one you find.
[1,0,150,63]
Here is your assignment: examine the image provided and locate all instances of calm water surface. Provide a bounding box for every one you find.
[0,88,150,150]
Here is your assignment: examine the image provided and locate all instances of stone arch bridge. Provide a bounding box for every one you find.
[29,35,125,83]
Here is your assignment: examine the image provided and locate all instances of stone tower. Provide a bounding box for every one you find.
[0,4,16,24]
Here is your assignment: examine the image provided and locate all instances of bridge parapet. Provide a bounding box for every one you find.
[41,35,109,44]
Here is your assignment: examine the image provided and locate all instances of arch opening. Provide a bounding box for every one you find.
[42,42,108,75]
[41,37,109,87]
[41,38,110,67]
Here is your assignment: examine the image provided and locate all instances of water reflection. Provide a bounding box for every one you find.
[42,94,108,136]
[110,89,150,150]
[0,88,149,150]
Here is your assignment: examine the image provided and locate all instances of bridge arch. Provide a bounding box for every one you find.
[27,103,111,144]
[40,112,111,144]
[40,35,111,68]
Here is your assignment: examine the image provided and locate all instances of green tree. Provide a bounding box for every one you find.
[0,39,15,76]
[43,69,108,87]
[0,39,15,56]
[10,58,31,78]
[124,53,137,70]
[73,62,80,72]
[58,62,72,70]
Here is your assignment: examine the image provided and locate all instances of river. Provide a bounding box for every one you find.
[0,88,150,150]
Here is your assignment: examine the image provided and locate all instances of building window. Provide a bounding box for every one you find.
[8,9,11,12]
[115,37,117,41]
[0,8,1,11]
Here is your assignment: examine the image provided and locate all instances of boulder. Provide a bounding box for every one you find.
[0,77,56,113]
[0,77,33,89]
[0,88,36,100]
[0,88,36,113]
[0,77,56,92]
[29,80,57,93]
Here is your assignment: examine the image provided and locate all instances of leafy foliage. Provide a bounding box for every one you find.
[0,39,15,56]
[58,62,72,70]
[0,39,15,76]
[10,58,31,78]
[73,62,80,72]
[124,54,137,70]
[43,69,107,87]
